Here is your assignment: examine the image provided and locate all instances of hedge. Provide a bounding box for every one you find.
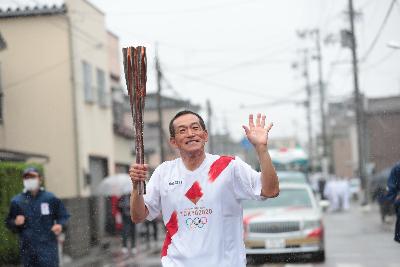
[0,162,43,264]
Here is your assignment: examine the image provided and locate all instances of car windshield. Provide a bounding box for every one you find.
[243,188,313,209]
[280,176,308,184]
[278,172,308,184]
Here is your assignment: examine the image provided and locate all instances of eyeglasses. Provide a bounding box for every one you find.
[175,124,203,136]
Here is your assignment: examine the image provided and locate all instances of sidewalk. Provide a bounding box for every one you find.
[62,236,163,267]
[62,226,165,267]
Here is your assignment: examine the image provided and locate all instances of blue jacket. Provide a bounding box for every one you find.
[384,163,400,208]
[5,188,70,247]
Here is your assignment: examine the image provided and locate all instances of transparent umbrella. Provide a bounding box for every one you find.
[97,173,132,196]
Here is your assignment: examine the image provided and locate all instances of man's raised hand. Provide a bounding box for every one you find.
[242,113,273,149]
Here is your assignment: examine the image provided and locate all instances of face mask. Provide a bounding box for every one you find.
[23,178,40,191]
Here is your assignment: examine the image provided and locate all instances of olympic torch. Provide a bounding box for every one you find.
[122,46,147,195]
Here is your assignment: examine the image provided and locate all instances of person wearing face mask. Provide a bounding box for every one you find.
[5,167,70,267]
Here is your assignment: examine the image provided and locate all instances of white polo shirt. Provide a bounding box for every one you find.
[144,153,265,267]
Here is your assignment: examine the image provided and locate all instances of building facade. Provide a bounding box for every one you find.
[1,0,210,259]
[327,98,358,177]
[327,95,400,178]
[365,96,400,172]
[0,0,114,257]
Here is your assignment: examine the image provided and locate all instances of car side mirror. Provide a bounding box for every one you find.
[319,200,330,212]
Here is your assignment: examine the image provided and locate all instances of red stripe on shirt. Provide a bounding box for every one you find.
[208,156,235,182]
[161,211,178,257]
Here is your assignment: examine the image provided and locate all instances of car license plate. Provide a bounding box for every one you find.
[265,238,285,249]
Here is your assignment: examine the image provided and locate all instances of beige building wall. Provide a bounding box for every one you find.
[113,135,134,166]
[0,15,78,198]
[107,31,121,80]
[67,0,115,195]
[367,112,400,172]
[107,31,136,170]
[349,125,358,174]
[332,137,354,177]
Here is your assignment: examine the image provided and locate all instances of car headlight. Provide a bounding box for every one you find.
[303,220,321,230]
[303,220,324,239]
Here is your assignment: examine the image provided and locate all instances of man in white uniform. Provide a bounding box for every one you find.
[129,111,279,267]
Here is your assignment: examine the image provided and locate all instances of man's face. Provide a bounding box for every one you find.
[22,172,41,191]
[170,114,208,154]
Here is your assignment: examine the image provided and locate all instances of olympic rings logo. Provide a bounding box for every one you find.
[186,217,208,229]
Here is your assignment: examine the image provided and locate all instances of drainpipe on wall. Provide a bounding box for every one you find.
[67,13,82,197]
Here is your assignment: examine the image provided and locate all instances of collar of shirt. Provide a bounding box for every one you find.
[23,187,45,196]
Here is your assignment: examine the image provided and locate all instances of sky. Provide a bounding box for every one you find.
[88,0,400,144]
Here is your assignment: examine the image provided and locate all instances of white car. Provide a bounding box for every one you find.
[243,183,325,262]
[277,171,309,185]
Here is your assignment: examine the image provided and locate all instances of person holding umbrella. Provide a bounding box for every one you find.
[97,174,138,253]
[129,111,279,267]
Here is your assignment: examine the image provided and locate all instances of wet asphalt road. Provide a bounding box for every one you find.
[71,203,399,267]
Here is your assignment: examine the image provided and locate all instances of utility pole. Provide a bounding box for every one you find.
[206,99,214,154]
[297,49,313,170]
[314,29,329,177]
[155,45,165,163]
[349,0,367,203]
[297,28,328,175]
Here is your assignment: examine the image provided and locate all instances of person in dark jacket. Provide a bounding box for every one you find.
[118,194,137,254]
[5,167,70,267]
[381,162,400,243]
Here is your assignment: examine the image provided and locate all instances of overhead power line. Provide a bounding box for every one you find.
[239,87,305,109]
[361,49,397,71]
[200,43,295,76]
[162,75,184,99]
[397,0,400,14]
[101,0,258,16]
[325,47,344,87]
[204,59,291,77]
[4,44,101,90]
[167,71,291,100]
[164,55,291,72]
[158,34,295,54]
[360,0,397,61]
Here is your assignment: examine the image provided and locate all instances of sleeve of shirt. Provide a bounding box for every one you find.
[144,166,162,221]
[5,199,25,233]
[53,197,70,227]
[232,156,266,201]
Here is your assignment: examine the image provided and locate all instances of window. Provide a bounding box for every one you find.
[115,163,129,174]
[96,68,109,107]
[82,61,94,103]
[88,156,108,188]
